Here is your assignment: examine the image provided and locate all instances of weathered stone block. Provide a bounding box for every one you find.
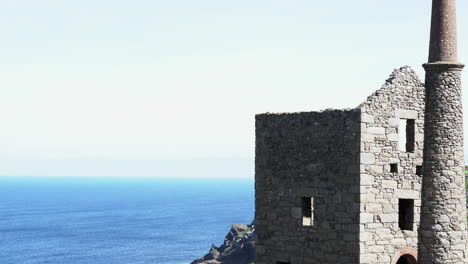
[361,213,374,223]
[291,207,302,219]
[382,180,398,189]
[387,133,399,142]
[361,113,374,123]
[367,127,385,135]
[361,153,375,164]
[360,174,374,185]
[395,109,418,119]
[388,118,400,127]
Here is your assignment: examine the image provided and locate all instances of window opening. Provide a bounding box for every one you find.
[399,199,414,231]
[416,166,423,176]
[391,163,398,174]
[399,119,415,152]
[302,197,313,226]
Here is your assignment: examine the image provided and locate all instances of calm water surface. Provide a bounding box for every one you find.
[0,177,254,264]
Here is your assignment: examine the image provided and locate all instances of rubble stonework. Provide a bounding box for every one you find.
[254,1,467,263]
[255,109,361,263]
[418,0,468,263]
[418,65,467,264]
[255,67,425,264]
[358,67,425,264]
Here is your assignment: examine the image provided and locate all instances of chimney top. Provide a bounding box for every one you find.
[428,0,459,63]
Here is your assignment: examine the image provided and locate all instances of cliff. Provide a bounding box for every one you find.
[191,223,255,264]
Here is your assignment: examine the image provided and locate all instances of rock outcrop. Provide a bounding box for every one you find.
[191,223,255,264]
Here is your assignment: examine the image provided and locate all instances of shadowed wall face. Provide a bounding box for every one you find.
[255,110,361,264]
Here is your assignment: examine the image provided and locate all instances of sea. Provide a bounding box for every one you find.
[0,177,254,264]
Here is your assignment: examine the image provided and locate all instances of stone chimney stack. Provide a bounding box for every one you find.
[419,0,468,263]
[428,0,458,63]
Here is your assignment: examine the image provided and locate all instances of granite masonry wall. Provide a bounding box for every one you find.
[255,109,361,264]
[419,65,468,263]
[255,66,428,264]
[358,66,425,264]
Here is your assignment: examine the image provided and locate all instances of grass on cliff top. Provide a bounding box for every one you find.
[238,227,254,237]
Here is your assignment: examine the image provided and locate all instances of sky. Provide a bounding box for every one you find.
[1,0,468,177]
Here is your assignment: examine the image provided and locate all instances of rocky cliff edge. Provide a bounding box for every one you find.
[191,223,255,264]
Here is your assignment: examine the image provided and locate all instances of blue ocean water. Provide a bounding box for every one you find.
[0,177,254,264]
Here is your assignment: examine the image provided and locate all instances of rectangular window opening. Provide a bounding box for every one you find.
[302,197,313,226]
[406,119,415,152]
[399,119,415,152]
[399,199,414,231]
[390,163,398,174]
[416,165,423,176]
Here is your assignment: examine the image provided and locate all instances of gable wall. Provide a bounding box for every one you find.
[358,67,425,263]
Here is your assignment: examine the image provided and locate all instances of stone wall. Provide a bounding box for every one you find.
[254,66,429,264]
[358,66,425,263]
[418,65,468,263]
[255,109,361,264]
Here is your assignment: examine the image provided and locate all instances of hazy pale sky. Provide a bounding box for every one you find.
[1,0,468,177]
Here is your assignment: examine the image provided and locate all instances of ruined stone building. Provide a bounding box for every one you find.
[254,1,467,263]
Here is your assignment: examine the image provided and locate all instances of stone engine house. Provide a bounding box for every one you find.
[255,67,424,264]
[254,0,467,263]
